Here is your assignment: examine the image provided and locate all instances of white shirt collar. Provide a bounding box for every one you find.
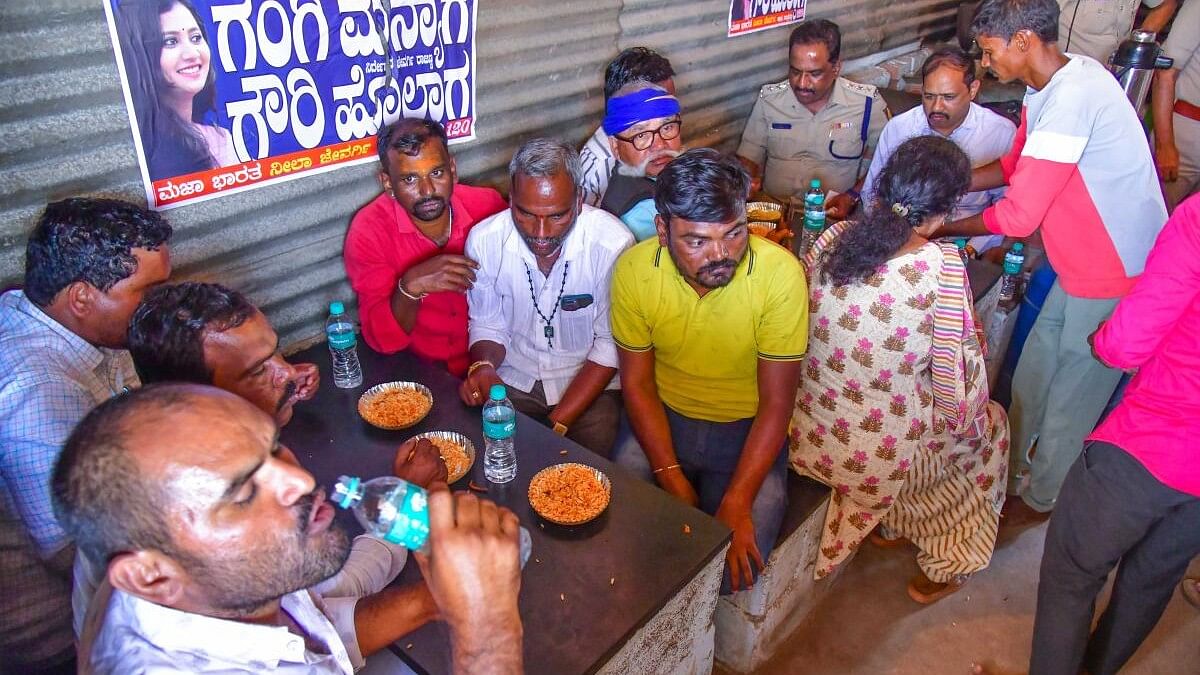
[88,589,354,673]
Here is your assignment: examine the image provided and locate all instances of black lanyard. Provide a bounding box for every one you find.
[827,94,873,160]
[523,260,570,349]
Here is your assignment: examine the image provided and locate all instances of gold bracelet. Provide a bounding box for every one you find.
[652,463,681,475]
[467,360,494,377]
[397,278,426,301]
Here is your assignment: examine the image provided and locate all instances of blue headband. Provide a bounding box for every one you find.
[603,88,681,136]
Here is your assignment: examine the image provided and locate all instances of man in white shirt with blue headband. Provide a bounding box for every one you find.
[598,82,684,242]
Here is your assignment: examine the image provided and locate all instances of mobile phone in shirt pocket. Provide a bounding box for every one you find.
[559,294,595,351]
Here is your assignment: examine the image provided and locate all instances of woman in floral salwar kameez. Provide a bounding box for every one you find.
[790,136,1009,604]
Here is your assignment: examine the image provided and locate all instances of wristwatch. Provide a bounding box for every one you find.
[552,421,569,436]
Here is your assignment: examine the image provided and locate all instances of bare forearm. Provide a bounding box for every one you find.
[469,340,507,369]
[1153,69,1178,151]
[1141,0,1178,33]
[549,361,616,427]
[450,610,524,675]
[724,362,799,506]
[970,160,1006,192]
[389,287,421,334]
[622,375,678,473]
[937,213,992,238]
[353,582,440,658]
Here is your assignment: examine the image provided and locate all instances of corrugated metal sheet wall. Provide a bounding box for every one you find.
[0,0,955,351]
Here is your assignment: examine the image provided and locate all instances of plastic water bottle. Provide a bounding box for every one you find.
[333,475,532,565]
[999,242,1026,307]
[797,179,826,255]
[326,301,362,389]
[482,384,517,484]
[804,179,826,229]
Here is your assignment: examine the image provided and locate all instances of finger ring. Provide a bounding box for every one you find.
[471,391,479,399]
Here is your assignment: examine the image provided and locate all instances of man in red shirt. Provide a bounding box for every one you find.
[344,119,507,376]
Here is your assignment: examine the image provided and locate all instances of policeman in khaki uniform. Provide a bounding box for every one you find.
[1057,0,1177,64]
[1152,0,1200,210]
[737,19,889,217]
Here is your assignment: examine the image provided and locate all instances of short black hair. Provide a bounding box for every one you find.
[24,198,172,307]
[52,383,194,566]
[654,148,750,226]
[604,47,675,99]
[129,282,257,385]
[377,118,449,166]
[972,0,1059,43]
[789,19,841,63]
[921,46,977,87]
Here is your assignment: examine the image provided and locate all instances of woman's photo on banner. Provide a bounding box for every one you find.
[113,0,239,182]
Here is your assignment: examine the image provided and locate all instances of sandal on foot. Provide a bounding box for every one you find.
[907,572,967,604]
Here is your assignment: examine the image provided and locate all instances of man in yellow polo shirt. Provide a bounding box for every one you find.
[611,149,808,593]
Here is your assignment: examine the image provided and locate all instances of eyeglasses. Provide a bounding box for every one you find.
[615,119,682,151]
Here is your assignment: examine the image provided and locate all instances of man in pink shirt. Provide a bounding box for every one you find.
[1029,194,1200,675]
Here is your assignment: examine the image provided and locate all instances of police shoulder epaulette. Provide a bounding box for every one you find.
[760,80,790,97]
[841,79,879,98]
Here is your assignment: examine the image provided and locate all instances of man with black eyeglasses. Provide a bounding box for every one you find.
[598,82,684,242]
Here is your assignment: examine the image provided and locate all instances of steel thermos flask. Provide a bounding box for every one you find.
[1110,30,1174,111]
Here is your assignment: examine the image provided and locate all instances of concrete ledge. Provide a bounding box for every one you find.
[714,474,849,673]
[599,544,729,675]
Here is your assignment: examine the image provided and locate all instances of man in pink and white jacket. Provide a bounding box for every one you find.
[922,0,1169,515]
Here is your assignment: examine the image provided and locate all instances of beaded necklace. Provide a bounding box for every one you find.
[523,260,570,349]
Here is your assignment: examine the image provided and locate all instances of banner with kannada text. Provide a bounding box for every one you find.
[102,0,477,210]
[728,0,806,37]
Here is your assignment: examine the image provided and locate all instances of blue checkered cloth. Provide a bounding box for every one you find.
[0,290,137,555]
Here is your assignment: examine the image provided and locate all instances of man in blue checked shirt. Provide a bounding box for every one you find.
[0,197,171,673]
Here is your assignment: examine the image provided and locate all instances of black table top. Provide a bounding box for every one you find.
[282,344,731,675]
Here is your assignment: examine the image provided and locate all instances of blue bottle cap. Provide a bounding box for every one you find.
[1011,243,1024,252]
[330,301,345,314]
[810,178,821,188]
[333,475,361,509]
[489,384,507,401]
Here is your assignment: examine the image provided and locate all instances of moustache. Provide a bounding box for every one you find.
[415,196,445,211]
[699,259,736,275]
[794,88,816,97]
[617,148,682,178]
[524,234,566,257]
[293,489,317,537]
[276,380,298,413]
